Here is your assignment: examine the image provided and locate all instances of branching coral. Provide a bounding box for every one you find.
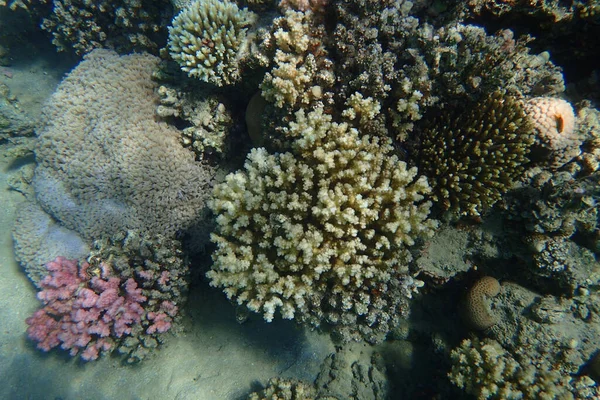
[208,107,437,342]
[167,0,256,86]
[156,85,234,159]
[259,9,335,110]
[411,91,534,216]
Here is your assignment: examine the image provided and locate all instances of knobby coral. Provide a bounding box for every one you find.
[208,107,437,342]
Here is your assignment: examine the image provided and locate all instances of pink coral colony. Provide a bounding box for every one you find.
[26,256,153,361]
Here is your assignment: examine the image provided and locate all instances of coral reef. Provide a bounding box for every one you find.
[524,97,581,168]
[156,85,234,159]
[0,82,35,141]
[34,49,215,240]
[448,337,581,399]
[462,276,501,330]
[411,91,534,217]
[1,0,171,54]
[450,281,600,399]
[331,1,564,140]
[247,377,316,400]
[167,0,256,86]
[208,107,437,342]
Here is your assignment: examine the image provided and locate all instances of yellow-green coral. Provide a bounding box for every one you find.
[413,91,534,216]
[167,0,256,86]
[208,107,437,341]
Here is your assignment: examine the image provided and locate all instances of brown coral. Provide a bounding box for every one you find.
[463,276,501,330]
[524,97,580,169]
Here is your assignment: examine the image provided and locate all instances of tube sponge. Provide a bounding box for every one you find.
[168,0,256,86]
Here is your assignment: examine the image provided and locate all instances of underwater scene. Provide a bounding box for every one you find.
[0,0,599,399]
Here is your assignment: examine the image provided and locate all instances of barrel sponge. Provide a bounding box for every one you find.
[168,0,256,86]
[463,276,501,330]
[524,97,581,168]
[413,91,534,216]
[208,107,437,340]
[34,49,214,240]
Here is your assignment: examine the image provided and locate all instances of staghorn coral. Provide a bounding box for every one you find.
[411,91,534,217]
[33,49,214,241]
[208,107,437,343]
[463,276,501,330]
[167,0,256,86]
[259,9,335,110]
[524,97,581,169]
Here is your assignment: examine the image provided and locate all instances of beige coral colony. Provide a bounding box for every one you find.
[1,0,600,398]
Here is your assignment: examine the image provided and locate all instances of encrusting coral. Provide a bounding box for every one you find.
[33,49,215,240]
[524,97,581,169]
[208,107,437,343]
[411,91,534,217]
[167,0,256,86]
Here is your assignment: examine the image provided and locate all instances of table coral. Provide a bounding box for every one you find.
[208,107,437,342]
[167,0,256,86]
